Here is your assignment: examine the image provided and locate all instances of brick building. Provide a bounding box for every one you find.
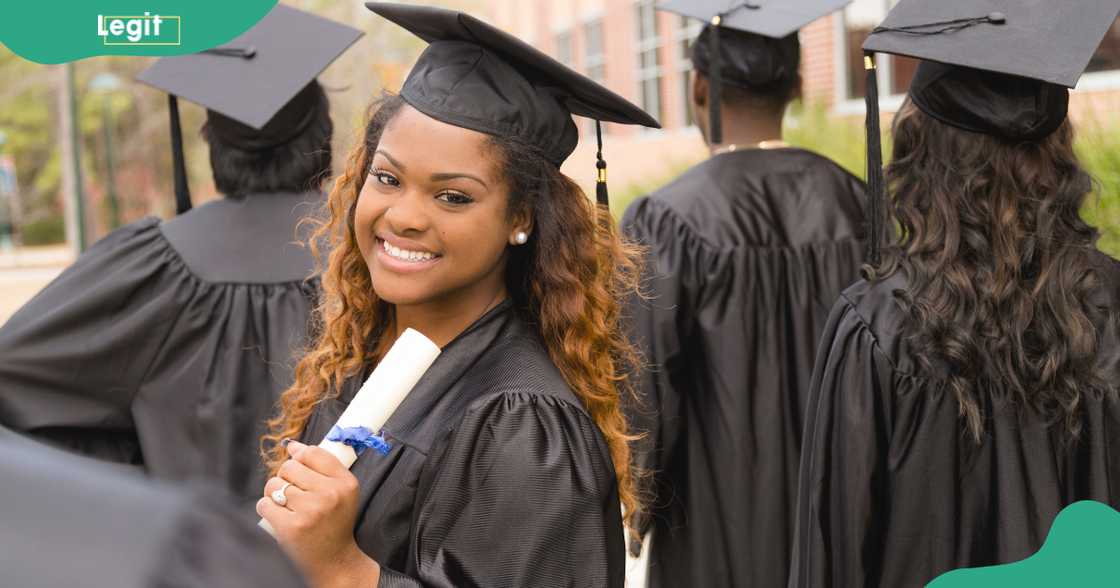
[482,0,1120,199]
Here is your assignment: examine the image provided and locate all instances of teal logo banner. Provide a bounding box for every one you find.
[929,501,1120,587]
[0,1,279,64]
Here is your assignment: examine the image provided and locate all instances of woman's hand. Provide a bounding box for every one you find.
[258,441,380,588]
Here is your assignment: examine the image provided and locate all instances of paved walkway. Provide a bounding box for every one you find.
[0,245,72,325]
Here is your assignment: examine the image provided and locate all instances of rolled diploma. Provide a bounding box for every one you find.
[260,328,441,535]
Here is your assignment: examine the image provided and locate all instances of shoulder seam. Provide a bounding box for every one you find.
[836,289,919,378]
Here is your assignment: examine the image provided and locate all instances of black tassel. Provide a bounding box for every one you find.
[863,52,883,267]
[595,120,609,207]
[169,95,192,215]
[708,16,723,145]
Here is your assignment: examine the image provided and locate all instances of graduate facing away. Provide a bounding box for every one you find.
[0,6,360,503]
[254,4,659,587]
[621,1,866,586]
[791,0,1120,586]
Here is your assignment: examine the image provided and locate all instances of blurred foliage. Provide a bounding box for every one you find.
[1074,117,1120,256]
[20,215,64,246]
[608,159,695,220]
[615,101,1120,257]
[784,101,877,179]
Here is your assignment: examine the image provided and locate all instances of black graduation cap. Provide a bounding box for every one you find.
[365,2,661,207]
[658,0,852,144]
[859,0,1120,264]
[137,5,363,214]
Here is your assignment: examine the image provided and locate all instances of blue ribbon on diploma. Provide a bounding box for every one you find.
[326,425,392,456]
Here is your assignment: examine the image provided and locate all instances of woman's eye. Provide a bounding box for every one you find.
[371,168,400,187]
[436,191,474,205]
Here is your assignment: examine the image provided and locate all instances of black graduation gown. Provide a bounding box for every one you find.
[0,429,308,588]
[299,301,625,588]
[790,253,1120,587]
[621,148,867,588]
[0,192,320,503]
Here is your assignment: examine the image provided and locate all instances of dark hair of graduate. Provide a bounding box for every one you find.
[263,93,645,529]
[201,82,333,196]
[869,99,1111,442]
[705,70,803,114]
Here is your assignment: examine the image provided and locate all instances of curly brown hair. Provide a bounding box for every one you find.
[263,94,645,528]
[870,100,1111,442]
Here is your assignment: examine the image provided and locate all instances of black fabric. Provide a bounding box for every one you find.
[366,3,659,166]
[909,60,1069,141]
[692,25,800,89]
[621,148,867,588]
[0,192,320,504]
[206,82,326,152]
[862,0,1120,88]
[0,436,308,588]
[790,253,1120,587]
[299,301,624,588]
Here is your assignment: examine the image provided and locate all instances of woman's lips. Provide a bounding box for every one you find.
[374,238,441,273]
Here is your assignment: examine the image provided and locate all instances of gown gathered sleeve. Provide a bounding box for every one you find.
[0,197,319,499]
[790,292,896,588]
[378,391,623,588]
[0,218,182,462]
[621,196,709,539]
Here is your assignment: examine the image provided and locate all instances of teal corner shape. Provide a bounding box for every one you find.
[0,1,279,64]
[929,501,1120,587]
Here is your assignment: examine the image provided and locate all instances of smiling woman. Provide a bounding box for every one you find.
[255,4,659,588]
[357,105,520,310]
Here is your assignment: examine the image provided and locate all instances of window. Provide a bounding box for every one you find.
[555,30,573,67]
[635,0,664,123]
[1086,18,1120,74]
[840,0,917,100]
[674,15,702,126]
[584,19,606,82]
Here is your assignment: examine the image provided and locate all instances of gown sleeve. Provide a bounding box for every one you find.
[0,218,183,462]
[620,197,700,538]
[788,295,897,588]
[377,392,624,588]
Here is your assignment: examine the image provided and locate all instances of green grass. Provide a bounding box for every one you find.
[1074,121,1120,256]
[614,103,1120,258]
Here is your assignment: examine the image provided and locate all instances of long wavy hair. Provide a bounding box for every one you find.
[264,94,645,528]
[870,100,1110,442]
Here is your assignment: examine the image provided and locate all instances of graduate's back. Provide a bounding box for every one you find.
[795,249,1120,586]
[621,6,868,587]
[0,6,362,504]
[623,144,866,588]
[793,3,1120,580]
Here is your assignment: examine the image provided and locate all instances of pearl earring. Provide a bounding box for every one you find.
[514,232,529,245]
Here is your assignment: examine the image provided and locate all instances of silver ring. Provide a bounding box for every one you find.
[270,482,292,507]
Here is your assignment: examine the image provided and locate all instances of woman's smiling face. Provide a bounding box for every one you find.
[354,104,528,310]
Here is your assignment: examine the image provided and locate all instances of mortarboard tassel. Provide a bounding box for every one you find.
[168,95,192,215]
[595,120,609,207]
[860,13,1008,267]
[863,52,884,267]
[708,15,723,145]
